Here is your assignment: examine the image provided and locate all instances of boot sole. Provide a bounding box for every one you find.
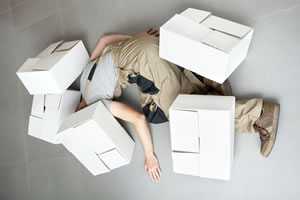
[262,103,280,157]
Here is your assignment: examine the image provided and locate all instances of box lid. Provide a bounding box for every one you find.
[180,8,211,23]
[161,14,212,42]
[202,16,251,38]
[170,95,235,111]
[202,30,240,52]
[20,40,80,71]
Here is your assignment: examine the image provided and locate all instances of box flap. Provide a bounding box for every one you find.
[45,94,62,110]
[162,14,212,42]
[28,116,43,135]
[57,103,98,136]
[31,95,46,118]
[202,30,240,52]
[62,143,110,175]
[202,16,251,38]
[17,58,41,72]
[180,8,211,23]
[53,40,79,53]
[99,149,127,170]
[169,109,200,152]
[37,41,64,58]
[33,52,66,71]
[172,152,200,176]
[198,110,232,180]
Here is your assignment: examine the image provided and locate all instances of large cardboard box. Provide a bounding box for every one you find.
[28,90,81,144]
[16,40,89,94]
[57,101,135,175]
[169,94,235,180]
[160,8,254,83]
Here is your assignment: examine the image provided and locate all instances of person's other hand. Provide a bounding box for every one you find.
[76,99,87,112]
[135,28,160,38]
[144,153,161,183]
[146,28,159,37]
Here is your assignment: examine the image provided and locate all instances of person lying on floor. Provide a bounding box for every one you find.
[77,29,280,183]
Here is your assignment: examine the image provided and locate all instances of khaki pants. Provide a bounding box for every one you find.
[106,35,263,130]
[235,98,263,133]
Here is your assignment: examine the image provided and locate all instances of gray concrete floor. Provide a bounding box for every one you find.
[1,0,300,199]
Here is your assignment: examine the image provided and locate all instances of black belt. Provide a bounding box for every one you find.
[87,61,98,81]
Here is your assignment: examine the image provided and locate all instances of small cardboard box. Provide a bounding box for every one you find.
[16,40,89,94]
[57,101,135,176]
[28,90,81,144]
[160,8,254,83]
[169,94,235,180]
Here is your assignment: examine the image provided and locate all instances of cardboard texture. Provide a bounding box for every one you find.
[16,40,89,94]
[160,8,254,83]
[169,94,235,180]
[28,90,81,144]
[57,101,135,176]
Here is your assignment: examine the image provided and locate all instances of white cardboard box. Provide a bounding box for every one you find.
[28,90,81,144]
[169,94,235,180]
[160,8,254,83]
[57,101,135,176]
[16,40,89,95]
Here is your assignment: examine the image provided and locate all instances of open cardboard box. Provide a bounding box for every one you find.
[28,90,81,144]
[57,101,135,176]
[169,94,235,180]
[16,40,89,95]
[160,8,254,83]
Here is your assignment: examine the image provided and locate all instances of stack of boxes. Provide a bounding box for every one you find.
[169,95,235,180]
[16,40,135,175]
[160,8,254,180]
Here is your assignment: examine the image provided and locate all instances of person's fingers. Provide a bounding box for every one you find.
[151,30,158,35]
[148,170,155,182]
[156,166,161,176]
[147,28,153,34]
[153,169,160,182]
[151,170,159,183]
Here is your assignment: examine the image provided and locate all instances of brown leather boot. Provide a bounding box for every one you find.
[254,101,280,157]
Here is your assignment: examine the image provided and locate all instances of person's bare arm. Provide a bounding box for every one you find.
[109,101,161,183]
[90,34,131,60]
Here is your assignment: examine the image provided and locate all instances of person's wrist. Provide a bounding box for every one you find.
[145,151,154,158]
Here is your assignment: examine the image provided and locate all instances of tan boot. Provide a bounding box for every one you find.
[254,102,280,157]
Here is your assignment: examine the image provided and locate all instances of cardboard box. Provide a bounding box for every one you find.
[28,90,81,144]
[16,40,89,94]
[57,101,135,176]
[169,94,235,180]
[160,8,254,83]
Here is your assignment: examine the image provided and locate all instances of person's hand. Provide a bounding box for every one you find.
[146,28,159,37]
[75,99,87,112]
[144,152,161,183]
[135,28,160,38]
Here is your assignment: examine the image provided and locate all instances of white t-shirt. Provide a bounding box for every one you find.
[80,52,117,105]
